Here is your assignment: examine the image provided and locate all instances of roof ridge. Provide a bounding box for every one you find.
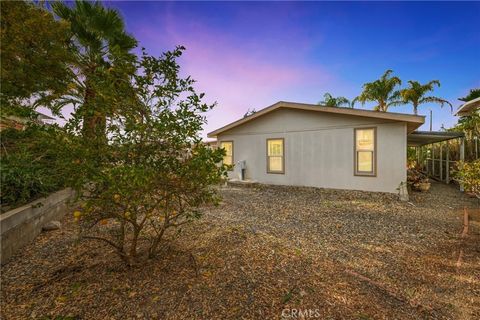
[208,101,425,137]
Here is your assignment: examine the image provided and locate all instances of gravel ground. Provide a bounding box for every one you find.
[1,182,479,319]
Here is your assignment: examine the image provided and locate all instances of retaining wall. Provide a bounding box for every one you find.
[0,188,74,264]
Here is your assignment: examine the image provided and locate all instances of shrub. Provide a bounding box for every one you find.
[455,160,480,197]
[0,125,67,211]
[64,47,227,265]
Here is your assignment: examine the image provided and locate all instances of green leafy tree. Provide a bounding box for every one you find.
[0,1,73,117]
[49,0,137,140]
[318,93,351,108]
[399,80,452,115]
[352,70,402,112]
[63,47,227,265]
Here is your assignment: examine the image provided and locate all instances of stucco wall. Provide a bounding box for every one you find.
[217,108,407,193]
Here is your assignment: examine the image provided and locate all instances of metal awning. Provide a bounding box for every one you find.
[455,97,480,116]
[407,131,464,147]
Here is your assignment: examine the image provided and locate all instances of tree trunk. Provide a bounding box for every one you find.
[129,227,140,262]
[377,100,387,112]
[82,77,95,139]
[82,70,106,141]
[118,220,126,252]
[148,227,166,259]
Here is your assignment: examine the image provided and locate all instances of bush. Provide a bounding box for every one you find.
[455,160,480,197]
[0,125,67,211]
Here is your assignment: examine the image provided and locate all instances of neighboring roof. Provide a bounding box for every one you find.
[203,139,217,145]
[2,111,55,123]
[208,101,425,137]
[35,111,55,121]
[455,97,480,116]
[407,131,464,147]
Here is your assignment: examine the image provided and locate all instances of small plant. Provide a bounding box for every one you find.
[243,108,257,118]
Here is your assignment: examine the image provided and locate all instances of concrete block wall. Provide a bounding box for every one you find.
[0,188,74,264]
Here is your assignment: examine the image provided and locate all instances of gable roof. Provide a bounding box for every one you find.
[207,101,425,137]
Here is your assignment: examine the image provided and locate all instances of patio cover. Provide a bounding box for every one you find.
[407,131,464,147]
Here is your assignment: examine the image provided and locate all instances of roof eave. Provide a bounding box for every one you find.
[207,101,425,137]
[207,101,282,137]
[455,97,480,116]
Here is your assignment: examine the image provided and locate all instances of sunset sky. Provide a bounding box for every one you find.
[72,2,480,137]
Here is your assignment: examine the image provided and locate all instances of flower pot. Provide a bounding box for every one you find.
[415,182,431,192]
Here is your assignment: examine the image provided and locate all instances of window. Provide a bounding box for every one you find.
[267,138,284,173]
[220,141,233,166]
[354,128,376,176]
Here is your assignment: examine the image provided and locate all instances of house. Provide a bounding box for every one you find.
[204,140,218,149]
[0,111,54,131]
[207,101,425,193]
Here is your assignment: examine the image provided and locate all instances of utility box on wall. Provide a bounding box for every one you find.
[236,160,246,180]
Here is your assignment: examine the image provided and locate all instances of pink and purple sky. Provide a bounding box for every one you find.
[47,1,480,138]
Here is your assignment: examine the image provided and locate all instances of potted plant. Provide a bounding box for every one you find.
[414,180,431,192]
[407,168,431,192]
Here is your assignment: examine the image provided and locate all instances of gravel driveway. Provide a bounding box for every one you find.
[1,181,478,319]
[206,181,480,318]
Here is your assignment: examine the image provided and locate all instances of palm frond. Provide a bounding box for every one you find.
[389,90,401,101]
[419,96,453,112]
[354,69,401,112]
[323,92,333,101]
[387,100,405,107]
[426,80,441,88]
[351,97,358,108]
[381,69,394,80]
[318,93,351,108]
[336,97,351,107]
[399,79,447,114]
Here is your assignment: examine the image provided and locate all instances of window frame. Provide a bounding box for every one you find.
[354,127,377,177]
[266,138,285,174]
[220,140,234,170]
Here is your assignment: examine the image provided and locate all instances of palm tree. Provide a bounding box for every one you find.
[318,93,351,108]
[51,1,137,139]
[352,70,401,112]
[399,80,452,115]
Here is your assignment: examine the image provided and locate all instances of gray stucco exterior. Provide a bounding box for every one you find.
[216,107,409,193]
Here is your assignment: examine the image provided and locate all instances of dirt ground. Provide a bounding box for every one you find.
[1,182,479,319]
